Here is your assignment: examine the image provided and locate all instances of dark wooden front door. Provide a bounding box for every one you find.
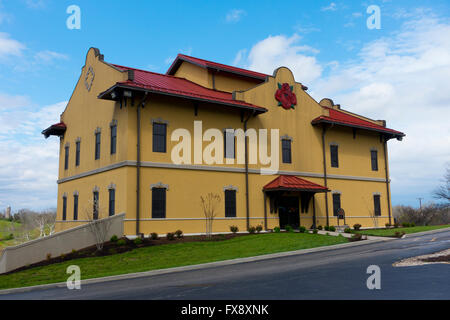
[278,196,300,229]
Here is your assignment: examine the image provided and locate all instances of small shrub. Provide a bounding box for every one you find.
[402,222,410,228]
[116,239,126,246]
[248,226,256,234]
[349,233,363,242]
[344,227,352,233]
[71,249,77,255]
[353,224,362,231]
[110,235,118,243]
[274,226,281,233]
[230,225,239,233]
[5,233,13,240]
[108,248,117,255]
[317,225,323,230]
[324,225,330,231]
[329,226,336,232]
[134,237,143,245]
[150,232,159,240]
[175,230,183,238]
[166,232,175,240]
[385,223,391,228]
[46,253,52,260]
[312,229,318,234]
[394,222,399,228]
[256,225,263,233]
[285,225,294,233]
[395,231,406,238]
[60,253,66,260]
[299,226,306,233]
[410,223,416,227]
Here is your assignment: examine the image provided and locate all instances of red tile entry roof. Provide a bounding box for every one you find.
[263,175,329,193]
[166,54,268,80]
[312,107,405,138]
[104,64,267,114]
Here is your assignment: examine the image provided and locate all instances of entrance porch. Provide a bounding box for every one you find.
[263,175,329,230]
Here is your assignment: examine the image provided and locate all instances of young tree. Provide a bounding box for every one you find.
[433,165,450,203]
[200,193,221,238]
[84,198,112,252]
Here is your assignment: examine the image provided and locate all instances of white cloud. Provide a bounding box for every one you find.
[234,34,322,84]
[0,97,66,211]
[226,9,246,23]
[34,50,68,64]
[24,0,46,9]
[310,15,450,204]
[0,32,25,59]
[321,2,337,12]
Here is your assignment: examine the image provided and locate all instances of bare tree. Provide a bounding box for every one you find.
[35,210,56,238]
[200,193,221,238]
[84,198,112,252]
[433,165,450,203]
[362,197,379,228]
[15,209,38,241]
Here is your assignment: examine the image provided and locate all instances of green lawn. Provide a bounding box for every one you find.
[353,225,450,237]
[0,220,21,250]
[0,233,348,290]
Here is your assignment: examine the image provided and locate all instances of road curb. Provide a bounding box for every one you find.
[403,227,450,238]
[0,238,389,296]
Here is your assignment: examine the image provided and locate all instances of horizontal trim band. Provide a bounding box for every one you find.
[57,160,388,184]
[56,215,390,223]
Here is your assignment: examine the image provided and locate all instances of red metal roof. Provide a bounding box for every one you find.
[104,64,267,114]
[166,54,268,80]
[263,175,329,192]
[312,107,404,138]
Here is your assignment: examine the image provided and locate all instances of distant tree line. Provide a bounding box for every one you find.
[393,203,449,226]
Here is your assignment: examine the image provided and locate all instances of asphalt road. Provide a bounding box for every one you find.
[1,230,450,300]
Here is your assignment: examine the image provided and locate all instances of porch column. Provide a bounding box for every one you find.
[263,192,268,230]
[312,194,317,229]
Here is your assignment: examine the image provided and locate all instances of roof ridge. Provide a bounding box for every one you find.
[113,63,246,100]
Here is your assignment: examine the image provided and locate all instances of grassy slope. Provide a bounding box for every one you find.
[0,220,21,249]
[0,233,348,290]
[354,225,450,237]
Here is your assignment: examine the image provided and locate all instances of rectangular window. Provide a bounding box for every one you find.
[332,193,341,216]
[93,191,99,220]
[62,196,67,221]
[374,195,381,216]
[152,188,166,218]
[109,189,115,216]
[225,190,237,217]
[371,150,378,171]
[282,139,292,164]
[110,124,117,155]
[152,123,167,153]
[73,194,78,221]
[64,146,69,170]
[95,132,101,160]
[75,141,80,167]
[330,145,339,168]
[224,130,235,159]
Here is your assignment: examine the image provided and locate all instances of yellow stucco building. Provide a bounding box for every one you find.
[43,48,404,236]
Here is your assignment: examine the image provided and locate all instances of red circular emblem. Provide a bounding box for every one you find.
[275,83,297,110]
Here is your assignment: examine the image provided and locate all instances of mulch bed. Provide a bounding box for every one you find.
[4,232,254,275]
[420,255,450,263]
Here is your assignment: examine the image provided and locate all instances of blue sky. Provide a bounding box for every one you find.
[0,0,449,211]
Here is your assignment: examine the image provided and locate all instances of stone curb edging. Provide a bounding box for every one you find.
[403,227,450,238]
[0,238,387,296]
